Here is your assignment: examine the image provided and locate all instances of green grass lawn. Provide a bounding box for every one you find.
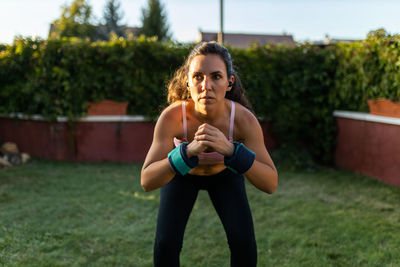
[1,158,400,266]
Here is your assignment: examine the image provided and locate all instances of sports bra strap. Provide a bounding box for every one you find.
[182,101,188,141]
[229,101,235,141]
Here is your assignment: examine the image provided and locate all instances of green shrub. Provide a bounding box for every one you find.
[1,30,399,165]
[0,37,191,119]
[333,28,400,111]
[0,38,42,115]
[232,44,338,164]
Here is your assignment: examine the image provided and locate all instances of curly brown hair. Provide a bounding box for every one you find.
[167,42,252,111]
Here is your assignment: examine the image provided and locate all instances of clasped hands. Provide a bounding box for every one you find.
[186,123,235,158]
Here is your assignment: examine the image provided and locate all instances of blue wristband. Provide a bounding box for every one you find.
[168,142,199,176]
[224,142,255,174]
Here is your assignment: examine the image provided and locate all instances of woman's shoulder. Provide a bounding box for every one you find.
[160,101,183,118]
[158,101,184,122]
[233,101,260,139]
[233,101,257,125]
[153,101,185,139]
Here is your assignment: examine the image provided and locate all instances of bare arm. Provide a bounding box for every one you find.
[241,112,278,194]
[141,108,178,192]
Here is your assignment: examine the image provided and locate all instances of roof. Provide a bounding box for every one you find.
[198,31,295,48]
[310,35,361,46]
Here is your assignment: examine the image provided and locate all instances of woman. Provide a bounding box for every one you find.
[141,42,278,266]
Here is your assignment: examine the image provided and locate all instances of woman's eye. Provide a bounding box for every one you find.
[194,75,202,80]
[213,74,221,80]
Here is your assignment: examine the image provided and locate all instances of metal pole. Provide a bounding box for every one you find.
[218,0,224,44]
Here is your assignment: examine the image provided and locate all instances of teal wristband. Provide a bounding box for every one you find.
[168,143,198,176]
[224,142,255,174]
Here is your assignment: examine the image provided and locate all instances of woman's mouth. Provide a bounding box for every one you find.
[200,96,214,100]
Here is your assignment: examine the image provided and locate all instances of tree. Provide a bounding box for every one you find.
[102,0,125,37]
[50,0,96,40]
[139,0,171,41]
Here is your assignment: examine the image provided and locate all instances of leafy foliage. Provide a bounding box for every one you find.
[139,0,171,41]
[1,29,400,164]
[333,28,400,112]
[231,44,338,164]
[50,0,97,41]
[102,0,125,38]
[0,37,189,120]
[0,38,43,116]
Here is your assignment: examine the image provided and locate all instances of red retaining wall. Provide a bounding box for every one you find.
[335,111,400,186]
[0,115,275,163]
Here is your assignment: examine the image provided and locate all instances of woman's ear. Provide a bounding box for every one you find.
[227,75,235,91]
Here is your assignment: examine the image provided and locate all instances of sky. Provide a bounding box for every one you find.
[1,0,400,44]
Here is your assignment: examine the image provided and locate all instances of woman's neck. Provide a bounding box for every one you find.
[190,99,228,124]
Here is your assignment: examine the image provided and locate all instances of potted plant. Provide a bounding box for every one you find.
[367,98,400,118]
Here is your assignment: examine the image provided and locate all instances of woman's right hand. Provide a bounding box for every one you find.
[186,139,207,158]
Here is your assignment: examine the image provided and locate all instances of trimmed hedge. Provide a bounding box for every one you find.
[333,28,400,112]
[1,30,399,164]
[232,44,337,164]
[0,37,191,119]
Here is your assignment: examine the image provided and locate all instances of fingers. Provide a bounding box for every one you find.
[195,139,214,149]
[194,132,216,142]
[195,123,212,135]
[197,123,221,132]
[193,123,232,155]
[195,123,219,137]
[195,123,229,144]
[186,139,207,157]
[194,131,218,144]
[195,136,231,156]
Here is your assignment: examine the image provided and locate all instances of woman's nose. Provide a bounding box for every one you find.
[201,76,211,91]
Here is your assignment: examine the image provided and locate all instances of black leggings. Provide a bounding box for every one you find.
[154,168,257,267]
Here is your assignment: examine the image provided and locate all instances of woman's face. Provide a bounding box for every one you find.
[187,54,234,107]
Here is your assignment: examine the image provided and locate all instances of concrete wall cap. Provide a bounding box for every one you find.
[334,110,400,126]
[0,113,150,122]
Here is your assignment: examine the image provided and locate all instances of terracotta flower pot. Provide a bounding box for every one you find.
[367,98,400,118]
[86,100,129,116]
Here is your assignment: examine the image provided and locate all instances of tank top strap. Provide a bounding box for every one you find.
[229,100,235,141]
[182,101,188,141]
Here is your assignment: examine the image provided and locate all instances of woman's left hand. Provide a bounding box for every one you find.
[194,123,235,157]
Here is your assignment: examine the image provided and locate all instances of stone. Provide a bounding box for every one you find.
[5,153,22,165]
[0,157,12,168]
[21,153,30,164]
[1,142,19,154]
